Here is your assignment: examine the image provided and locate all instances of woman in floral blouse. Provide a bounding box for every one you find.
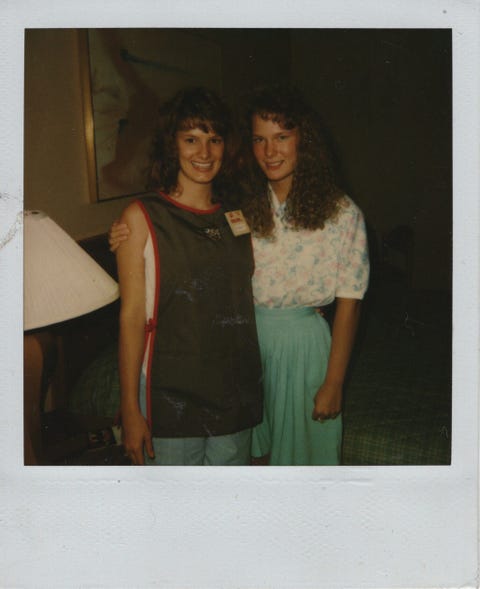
[241,83,369,465]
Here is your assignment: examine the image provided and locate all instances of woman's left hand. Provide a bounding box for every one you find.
[312,382,342,422]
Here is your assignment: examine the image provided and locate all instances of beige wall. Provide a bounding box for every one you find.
[24,29,133,240]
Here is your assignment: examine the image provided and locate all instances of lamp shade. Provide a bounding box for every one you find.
[24,210,120,331]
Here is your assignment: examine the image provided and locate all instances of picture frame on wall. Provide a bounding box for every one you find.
[79,29,222,202]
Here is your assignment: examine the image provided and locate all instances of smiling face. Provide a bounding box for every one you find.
[175,125,224,190]
[251,114,300,201]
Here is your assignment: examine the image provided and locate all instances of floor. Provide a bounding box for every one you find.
[41,410,131,465]
[342,280,452,464]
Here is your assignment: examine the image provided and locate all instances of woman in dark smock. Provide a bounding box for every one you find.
[116,87,262,466]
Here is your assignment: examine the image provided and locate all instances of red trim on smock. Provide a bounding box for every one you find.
[157,190,221,215]
[136,199,161,430]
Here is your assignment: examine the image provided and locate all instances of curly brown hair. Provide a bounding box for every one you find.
[148,86,238,204]
[239,83,343,237]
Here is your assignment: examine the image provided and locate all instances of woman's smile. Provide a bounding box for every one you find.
[191,161,215,171]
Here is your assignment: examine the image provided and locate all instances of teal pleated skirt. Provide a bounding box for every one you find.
[251,307,342,466]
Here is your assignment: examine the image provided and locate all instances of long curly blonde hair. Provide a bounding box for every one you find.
[239,83,343,237]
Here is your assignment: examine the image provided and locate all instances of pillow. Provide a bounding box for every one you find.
[67,343,120,419]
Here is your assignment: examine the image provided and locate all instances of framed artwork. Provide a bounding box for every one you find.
[80,29,222,202]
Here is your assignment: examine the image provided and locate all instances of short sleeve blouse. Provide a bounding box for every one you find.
[251,188,369,308]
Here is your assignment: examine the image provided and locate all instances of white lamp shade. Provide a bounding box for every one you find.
[24,210,120,331]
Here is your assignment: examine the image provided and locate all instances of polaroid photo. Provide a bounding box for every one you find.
[0,1,478,587]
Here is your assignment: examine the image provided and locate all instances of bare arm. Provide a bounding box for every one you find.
[116,203,154,464]
[312,297,362,421]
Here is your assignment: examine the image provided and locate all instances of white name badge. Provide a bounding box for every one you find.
[224,210,251,236]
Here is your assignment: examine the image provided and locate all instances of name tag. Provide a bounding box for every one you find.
[225,210,251,236]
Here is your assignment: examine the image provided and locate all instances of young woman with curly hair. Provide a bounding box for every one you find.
[110,83,369,465]
[241,84,369,465]
[115,87,262,466]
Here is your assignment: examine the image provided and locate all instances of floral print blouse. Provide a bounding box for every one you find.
[251,188,370,308]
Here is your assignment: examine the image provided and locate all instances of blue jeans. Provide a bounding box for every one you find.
[144,430,252,465]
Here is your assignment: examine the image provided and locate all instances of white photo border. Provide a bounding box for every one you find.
[1,1,478,588]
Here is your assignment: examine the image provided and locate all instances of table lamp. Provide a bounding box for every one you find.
[24,210,119,331]
[24,210,120,464]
